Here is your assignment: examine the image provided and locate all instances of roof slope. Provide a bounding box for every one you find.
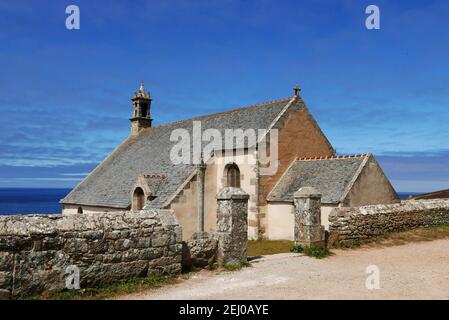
[62,96,298,209]
[267,155,369,204]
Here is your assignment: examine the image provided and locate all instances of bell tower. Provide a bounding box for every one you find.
[130,82,152,136]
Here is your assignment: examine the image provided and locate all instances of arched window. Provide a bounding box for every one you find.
[132,187,145,210]
[77,207,83,214]
[226,163,241,188]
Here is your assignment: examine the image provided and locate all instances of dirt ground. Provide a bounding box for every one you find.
[119,239,449,300]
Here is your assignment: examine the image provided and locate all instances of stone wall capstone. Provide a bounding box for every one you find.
[328,199,449,246]
[0,210,182,299]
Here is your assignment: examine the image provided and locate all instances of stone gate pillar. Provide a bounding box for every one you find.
[293,187,325,248]
[216,187,249,266]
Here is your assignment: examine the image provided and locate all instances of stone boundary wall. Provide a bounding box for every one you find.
[328,199,449,246]
[0,210,182,299]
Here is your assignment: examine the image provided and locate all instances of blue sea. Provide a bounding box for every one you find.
[0,188,71,215]
[0,188,421,216]
[397,192,421,200]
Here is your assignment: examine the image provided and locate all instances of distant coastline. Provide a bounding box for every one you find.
[0,188,422,216]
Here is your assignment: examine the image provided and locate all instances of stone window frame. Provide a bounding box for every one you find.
[224,163,241,188]
[132,187,146,210]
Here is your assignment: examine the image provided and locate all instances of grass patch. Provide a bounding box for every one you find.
[334,225,449,249]
[247,240,294,256]
[248,240,331,259]
[290,245,331,259]
[303,246,331,259]
[24,274,179,300]
[223,260,251,272]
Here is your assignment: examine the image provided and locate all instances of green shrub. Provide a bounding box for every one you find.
[290,245,304,253]
[290,245,331,259]
[208,262,218,270]
[303,246,330,259]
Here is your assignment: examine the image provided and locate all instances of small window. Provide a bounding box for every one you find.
[226,163,241,188]
[132,187,145,210]
[77,207,83,214]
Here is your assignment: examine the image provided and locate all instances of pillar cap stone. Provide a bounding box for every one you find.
[294,187,321,199]
[216,187,250,200]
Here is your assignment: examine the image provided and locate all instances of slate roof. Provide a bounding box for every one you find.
[267,154,370,204]
[61,96,300,209]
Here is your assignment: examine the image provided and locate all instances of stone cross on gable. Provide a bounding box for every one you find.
[293,85,301,96]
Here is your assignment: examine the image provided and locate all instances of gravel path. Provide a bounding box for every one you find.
[120,239,449,300]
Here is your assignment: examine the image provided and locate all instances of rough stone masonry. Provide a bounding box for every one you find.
[328,199,449,246]
[181,187,250,270]
[0,210,182,299]
[293,187,326,248]
[216,187,249,266]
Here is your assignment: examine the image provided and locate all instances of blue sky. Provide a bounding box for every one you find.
[0,0,448,192]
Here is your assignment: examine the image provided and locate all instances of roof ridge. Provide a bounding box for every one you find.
[296,153,370,161]
[258,95,297,144]
[142,96,292,132]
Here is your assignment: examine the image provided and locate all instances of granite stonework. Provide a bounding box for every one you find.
[216,187,249,266]
[293,187,326,248]
[0,210,182,299]
[328,199,449,246]
[182,232,218,270]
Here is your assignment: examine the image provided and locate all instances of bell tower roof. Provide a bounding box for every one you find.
[133,81,151,100]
